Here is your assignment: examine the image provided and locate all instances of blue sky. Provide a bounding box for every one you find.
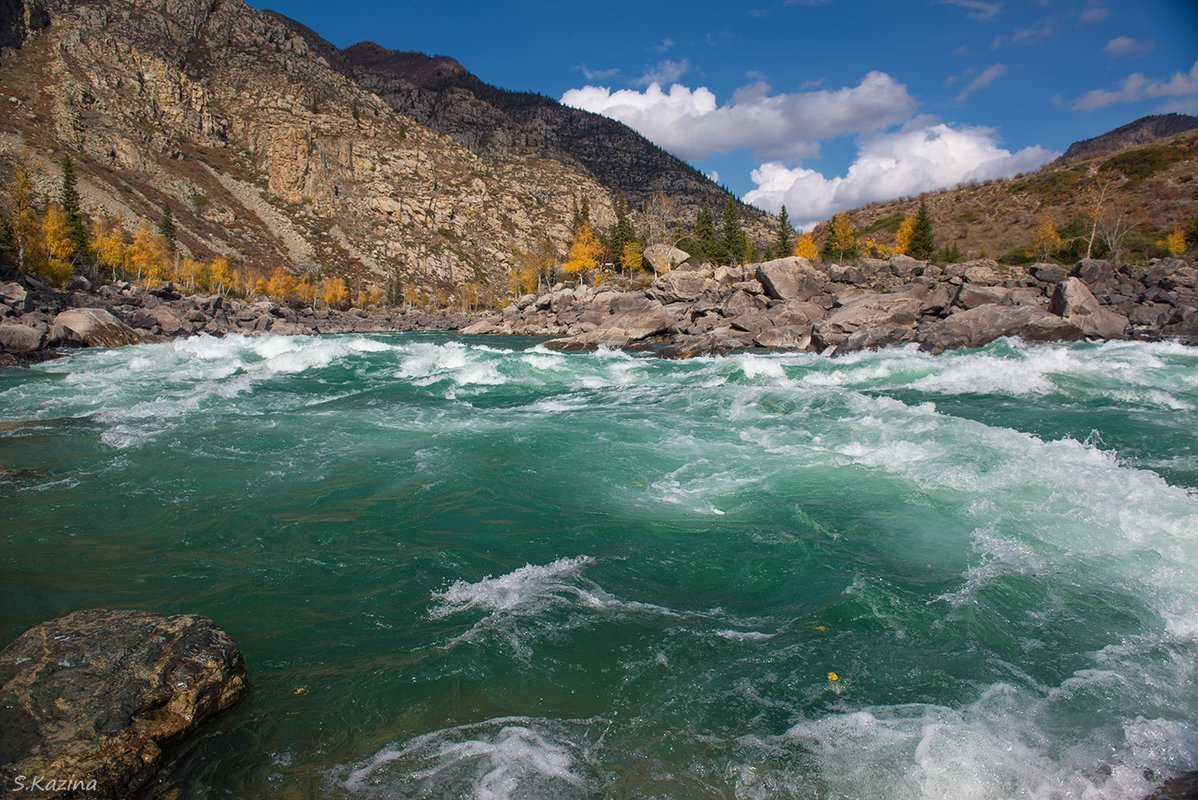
[252,0,1198,226]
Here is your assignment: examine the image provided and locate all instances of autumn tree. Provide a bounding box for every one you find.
[821,213,859,262]
[265,266,296,300]
[321,277,348,308]
[1031,213,1062,261]
[208,256,234,294]
[907,199,936,261]
[59,156,88,263]
[793,232,818,260]
[621,240,644,273]
[1164,227,1187,257]
[4,151,41,271]
[719,197,748,266]
[562,222,602,280]
[89,216,127,280]
[295,273,318,305]
[774,205,794,259]
[894,216,915,255]
[128,220,168,282]
[41,204,75,285]
[637,191,680,250]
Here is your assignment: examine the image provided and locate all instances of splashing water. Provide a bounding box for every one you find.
[1,332,1196,799]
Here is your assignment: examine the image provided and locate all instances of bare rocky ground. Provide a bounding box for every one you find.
[0,266,479,367]
[463,255,1198,357]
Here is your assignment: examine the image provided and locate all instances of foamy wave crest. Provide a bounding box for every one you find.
[430,557,681,659]
[338,717,596,800]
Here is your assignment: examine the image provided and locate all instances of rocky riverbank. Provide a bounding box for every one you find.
[0,270,481,367]
[0,610,247,799]
[463,255,1198,357]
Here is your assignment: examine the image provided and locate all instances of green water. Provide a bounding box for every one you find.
[1,333,1196,799]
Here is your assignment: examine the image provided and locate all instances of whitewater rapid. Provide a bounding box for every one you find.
[1,332,1195,799]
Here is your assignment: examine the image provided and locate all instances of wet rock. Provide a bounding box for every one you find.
[834,323,917,355]
[47,308,142,348]
[602,304,678,340]
[918,305,1084,354]
[753,324,813,351]
[1049,277,1128,339]
[543,329,632,350]
[0,609,248,799]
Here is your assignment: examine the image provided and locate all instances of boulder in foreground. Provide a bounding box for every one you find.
[0,609,248,798]
[48,308,142,348]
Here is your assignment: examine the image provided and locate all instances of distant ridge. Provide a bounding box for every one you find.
[1055,113,1198,164]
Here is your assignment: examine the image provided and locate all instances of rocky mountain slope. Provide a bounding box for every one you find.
[1055,113,1198,164]
[825,126,1197,264]
[0,0,767,295]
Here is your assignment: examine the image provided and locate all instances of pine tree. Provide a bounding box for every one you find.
[774,205,793,260]
[607,192,637,269]
[59,156,88,263]
[908,199,936,261]
[571,196,591,233]
[158,201,177,255]
[719,197,747,266]
[692,204,718,261]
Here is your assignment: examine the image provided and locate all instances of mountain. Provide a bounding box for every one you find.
[1055,113,1198,165]
[0,0,769,293]
[819,126,1197,264]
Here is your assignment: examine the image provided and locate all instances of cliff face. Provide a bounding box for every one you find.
[0,0,763,291]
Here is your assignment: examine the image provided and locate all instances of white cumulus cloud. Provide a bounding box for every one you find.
[743,123,1056,230]
[1073,59,1198,111]
[560,72,916,161]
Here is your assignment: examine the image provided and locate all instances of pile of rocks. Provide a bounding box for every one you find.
[461,255,1198,357]
[0,272,480,365]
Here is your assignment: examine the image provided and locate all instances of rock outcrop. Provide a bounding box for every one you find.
[0,609,247,798]
[460,255,1198,357]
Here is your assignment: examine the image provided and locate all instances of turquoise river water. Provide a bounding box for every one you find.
[2,332,1197,799]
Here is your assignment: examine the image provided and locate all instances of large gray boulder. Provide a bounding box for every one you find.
[643,244,691,274]
[603,304,678,340]
[648,270,709,304]
[0,610,248,799]
[48,308,142,348]
[918,305,1085,354]
[0,322,44,353]
[1049,277,1128,339]
[813,292,922,350]
[754,257,827,302]
[0,281,32,312]
[754,324,813,350]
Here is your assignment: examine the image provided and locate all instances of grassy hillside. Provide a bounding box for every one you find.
[818,130,1198,264]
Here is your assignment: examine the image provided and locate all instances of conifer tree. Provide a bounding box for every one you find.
[774,205,793,260]
[692,204,718,261]
[607,192,637,269]
[158,201,177,255]
[59,156,88,263]
[571,196,591,233]
[908,199,936,261]
[719,197,747,265]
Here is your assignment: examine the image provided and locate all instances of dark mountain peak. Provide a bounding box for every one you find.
[1057,113,1198,164]
[341,43,471,91]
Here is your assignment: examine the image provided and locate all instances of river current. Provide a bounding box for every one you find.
[2,332,1196,798]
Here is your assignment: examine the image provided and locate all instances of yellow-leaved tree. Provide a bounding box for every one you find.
[265,266,295,300]
[128,221,168,282]
[621,241,644,273]
[41,204,76,286]
[321,277,348,308]
[294,274,318,305]
[207,257,234,294]
[822,213,859,262]
[89,216,127,280]
[562,223,602,280]
[1164,227,1187,257]
[1031,213,1062,261]
[5,151,41,271]
[894,216,916,255]
[792,233,818,260]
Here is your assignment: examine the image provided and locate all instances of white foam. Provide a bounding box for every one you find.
[340,717,593,800]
